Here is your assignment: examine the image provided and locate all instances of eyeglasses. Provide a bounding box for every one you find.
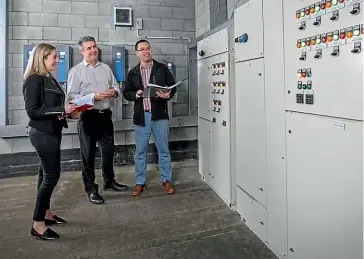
[137,46,151,52]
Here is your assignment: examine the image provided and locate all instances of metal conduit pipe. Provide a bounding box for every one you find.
[136,28,191,42]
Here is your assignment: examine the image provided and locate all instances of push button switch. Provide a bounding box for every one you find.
[305,94,314,104]
[296,94,304,103]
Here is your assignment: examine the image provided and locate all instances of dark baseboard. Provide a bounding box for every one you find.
[0,140,198,179]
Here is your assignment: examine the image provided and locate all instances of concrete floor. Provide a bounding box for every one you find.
[0,159,278,259]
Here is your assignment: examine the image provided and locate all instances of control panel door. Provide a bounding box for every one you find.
[235,58,266,207]
[234,0,264,62]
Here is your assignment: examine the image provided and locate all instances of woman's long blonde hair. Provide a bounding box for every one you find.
[23,43,56,80]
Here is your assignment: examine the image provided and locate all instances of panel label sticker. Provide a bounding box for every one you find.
[333,122,345,130]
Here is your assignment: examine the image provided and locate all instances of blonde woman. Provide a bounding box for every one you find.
[23,43,78,240]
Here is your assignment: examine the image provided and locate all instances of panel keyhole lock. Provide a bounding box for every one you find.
[289,248,295,252]
[299,52,307,61]
[313,17,321,26]
[350,3,360,15]
[331,46,340,56]
[330,10,339,21]
[235,33,248,43]
[351,43,362,54]
[314,49,322,59]
[222,120,226,126]
[212,117,216,123]
[198,50,205,56]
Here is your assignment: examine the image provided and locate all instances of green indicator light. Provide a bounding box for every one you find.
[301,11,305,16]
[316,39,321,44]
[315,6,320,11]
[307,72,311,78]
[332,0,338,5]
[333,34,339,40]
[306,84,312,90]
[302,41,306,47]
[354,29,360,36]
[298,84,302,89]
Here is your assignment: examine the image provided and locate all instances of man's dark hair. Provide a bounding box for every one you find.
[135,39,150,51]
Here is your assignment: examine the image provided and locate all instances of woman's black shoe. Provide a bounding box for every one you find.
[45,215,67,226]
[31,228,60,240]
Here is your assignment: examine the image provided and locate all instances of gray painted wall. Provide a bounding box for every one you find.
[1,0,197,154]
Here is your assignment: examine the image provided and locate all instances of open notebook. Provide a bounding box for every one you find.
[71,93,95,112]
[141,78,188,98]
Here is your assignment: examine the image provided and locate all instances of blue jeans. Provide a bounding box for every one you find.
[134,112,171,184]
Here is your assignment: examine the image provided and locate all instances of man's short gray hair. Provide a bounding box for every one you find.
[78,36,96,50]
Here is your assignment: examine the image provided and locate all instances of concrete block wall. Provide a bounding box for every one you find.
[2,0,197,155]
[195,0,235,38]
[195,0,210,37]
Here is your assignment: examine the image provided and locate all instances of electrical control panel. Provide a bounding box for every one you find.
[23,44,35,72]
[54,45,72,92]
[284,0,363,121]
[233,0,267,245]
[112,45,125,82]
[197,27,235,207]
[283,1,364,259]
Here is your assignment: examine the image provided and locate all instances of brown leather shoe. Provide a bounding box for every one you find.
[162,180,175,194]
[132,184,145,196]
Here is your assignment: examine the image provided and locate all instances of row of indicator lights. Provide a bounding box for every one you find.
[297,25,363,48]
[212,100,222,106]
[212,62,225,68]
[212,82,226,87]
[297,69,312,78]
[297,81,313,90]
[296,0,345,19]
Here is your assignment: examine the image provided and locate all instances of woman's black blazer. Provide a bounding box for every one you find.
[23,74,68,134]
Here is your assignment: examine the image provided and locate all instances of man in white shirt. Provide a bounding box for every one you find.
[67,36,128,205]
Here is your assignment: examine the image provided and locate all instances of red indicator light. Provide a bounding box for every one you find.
[305,9,310,15]
[322,36,327,43]
[339,0,344,2]
[340,32,346,39]
[321,3,326,9]
[302,72,307,77]
[306,40,311,46]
